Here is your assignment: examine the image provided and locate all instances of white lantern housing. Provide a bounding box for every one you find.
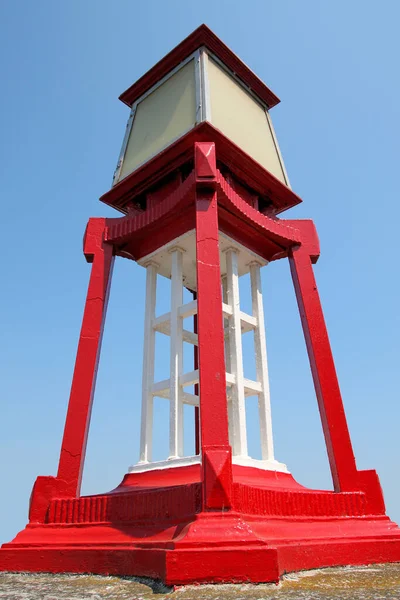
[113,48,289,188]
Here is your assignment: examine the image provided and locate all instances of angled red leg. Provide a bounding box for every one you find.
[56,218,114,497]
[289,222,385,513]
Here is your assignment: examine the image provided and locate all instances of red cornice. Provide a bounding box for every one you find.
[216,170,301,249]
[105,172,196,246]
[119,24,280,109]
[104,169,302,263]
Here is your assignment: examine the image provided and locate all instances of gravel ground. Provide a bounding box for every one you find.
[1,565,400,600]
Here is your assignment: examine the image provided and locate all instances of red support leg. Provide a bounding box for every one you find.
[28,218,114,521]
[56,218,114,497]
[289,243,357,490]
[289,228,385,513]
[195,142,232,510]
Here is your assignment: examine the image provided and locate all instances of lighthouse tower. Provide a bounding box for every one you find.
[2,25,400,585]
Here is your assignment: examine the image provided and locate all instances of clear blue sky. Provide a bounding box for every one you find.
[1,0,399,544]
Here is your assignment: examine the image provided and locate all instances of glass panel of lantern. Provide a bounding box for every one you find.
[114,50,289,187]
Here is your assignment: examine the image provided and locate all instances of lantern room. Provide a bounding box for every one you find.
[102,24,299,218]
[113,46,289,187]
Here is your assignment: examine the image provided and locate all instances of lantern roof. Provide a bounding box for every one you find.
[119,24,280,110]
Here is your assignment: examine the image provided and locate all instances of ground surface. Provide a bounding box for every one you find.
[1,565,400,599]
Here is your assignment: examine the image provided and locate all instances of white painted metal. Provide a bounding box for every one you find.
[154,388,169,399]
[152,379,170,396]
[250,261,274,461]
[153,317,198,346]
[112,106,136,186]
[182,392,199,407]
[169,248,184,459]
[239,312,257,332]
[223,311,257,337]
[200,47,211,121]
[265,110,291,189]
[151,379,199,407]
[137,231,267,294]
[222,276,234,447]
[136,233,287,474]
[222,302,233,317]
[182,331,198,346]
[225,372,236,386]
[243,378,262,395]
[138,262,158,463]
[222,248,287,471]
[153,311,171,329]
[136,260,199,468]
[225,248,248,458]
[178,299,198,319]
[129,455,201,474]
[194,49,203,123]
[180,369,199,388]
[233,455,288,473]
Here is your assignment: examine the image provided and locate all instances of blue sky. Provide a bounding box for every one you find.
[0,0,399,544]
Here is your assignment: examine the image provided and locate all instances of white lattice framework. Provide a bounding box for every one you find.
[133,245,287,473]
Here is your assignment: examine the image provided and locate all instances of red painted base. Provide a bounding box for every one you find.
[2,465,400,585]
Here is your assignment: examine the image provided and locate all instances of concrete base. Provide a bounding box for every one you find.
[2,464,400,585]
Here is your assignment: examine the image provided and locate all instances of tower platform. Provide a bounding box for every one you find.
[2,464,400,585]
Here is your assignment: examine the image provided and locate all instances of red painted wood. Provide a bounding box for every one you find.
[195,143,232,510]
[119,25,280,109]
[216,169,301,247]
[4,468,394,525]
[28,475,72,523]
[146,171,183,211]
[289,241,359,492]
[48,486,201,524]
[195,141,216,180]
[104,164,301,268]
[2,462,400,581]
[56,218,114,497]
[3,534,400,585]
[124,208,195,262]
[105,172,196,247]
[100,122,302,214]
[288,230,385,513]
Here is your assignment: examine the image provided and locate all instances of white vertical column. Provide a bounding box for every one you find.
[222,276,233,446]
[169,248,184,459]
[250,261,274,462]
[139,261,158,463]
[225,248,248,458]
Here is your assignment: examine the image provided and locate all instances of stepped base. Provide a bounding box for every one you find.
[2,464,400,584]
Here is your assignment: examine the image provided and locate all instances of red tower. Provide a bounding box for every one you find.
[2,25,400,585]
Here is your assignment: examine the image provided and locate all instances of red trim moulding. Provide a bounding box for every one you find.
[100,122,302,215]
[103,166,302,264]
[119,24,280,109]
